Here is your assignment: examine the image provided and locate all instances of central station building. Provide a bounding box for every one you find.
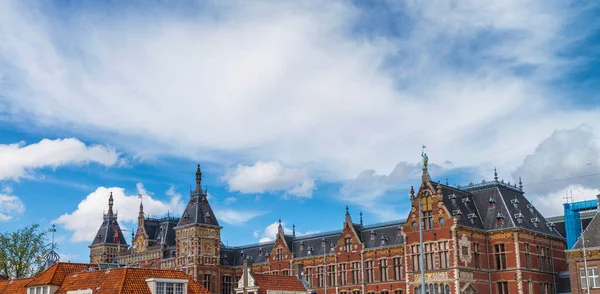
[90,158,567,294]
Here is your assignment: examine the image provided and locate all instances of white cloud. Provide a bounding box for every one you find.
[535,185,600,217]
[0,1,598,192]
[0,138,120,181]
[223,197,237,205]
[0,193,25,221]
[223,161,315,198]
[254,221,319,243]
[216,209,266,226]
[56,185,185,242]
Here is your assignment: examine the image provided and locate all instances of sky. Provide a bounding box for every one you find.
[0,0,599,263]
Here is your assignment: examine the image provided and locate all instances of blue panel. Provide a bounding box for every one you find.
[564,200,598,249]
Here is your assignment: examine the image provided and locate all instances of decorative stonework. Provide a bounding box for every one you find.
[458,234,472,264]
[413,271,449,283]
[458,271,473,280]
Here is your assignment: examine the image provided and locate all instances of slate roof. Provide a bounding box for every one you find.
[175,188,219,228]
[143,217,179,246]
[90,212,128,246]
[26,263,94,287]
[0,278,32,294]
[572,211,600,250]
[252,273,307,294]
[53,268,208,294]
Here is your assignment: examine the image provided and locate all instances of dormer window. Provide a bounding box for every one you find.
[489,197,496,207]
[258,247,263,256]
[547,222,556,231]
[204,212,211,223]
[467,213,477,224]
[240,251,244,258]
[183,214,190,224]
[299,241,304,251]
[307,247,314,255]
[514,213,524,224]
[397,225,402,236]
[222,254,228,264]
[531,217,540,228]
[370,230,376,241]
[330,243,336,252]
[462,198,471,205]
[510,198,519,208]
[527,204,534,213]
[28,286,50,294]
[380,236,389,246]
[496,212,505,224]
[146,278,188,294]
[452,210,463,221]
[448,193,457,199]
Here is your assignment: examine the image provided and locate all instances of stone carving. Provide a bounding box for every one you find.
[459,271,473,280]
[458,234,472,264]
[414,271,449,283]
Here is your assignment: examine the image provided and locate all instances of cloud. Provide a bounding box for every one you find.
[55,185,185,242]
[223,161,315,198]
[223,197,237,205]
[0,138,120,181]
[0,192,25,221]
[534,185,600,216]
[0,1,598,185]
[254,221,319,243]
[216,209,266,226]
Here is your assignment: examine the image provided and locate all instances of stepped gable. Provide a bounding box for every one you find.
[53,268,208,294]
[26,263,94,287]
[0,278,33,294]
[91,192,128,246]
[176,165,220,228]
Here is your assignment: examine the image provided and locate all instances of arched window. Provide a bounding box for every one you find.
[439,284,445,294]
[421,190,434,230]
[434,283,439,294]
[445,285,450,294]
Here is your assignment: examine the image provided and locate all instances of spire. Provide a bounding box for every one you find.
[138,199,145,228]
[519,177,523,191]
[108,192,114,216]
[359,211,363,225]
[345,205,349,215]
[277,219,284,237]
[494,167,498,181]
[195,164,202,191]
[44,224,59,269]
[292,224,296,237]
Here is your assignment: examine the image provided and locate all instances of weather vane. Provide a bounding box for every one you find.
[49,224,57,251]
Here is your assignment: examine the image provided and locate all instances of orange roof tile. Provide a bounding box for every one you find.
[252,274,307,294]
[54,268,209,294]
[0,278,33,294]
[27,262,94,287]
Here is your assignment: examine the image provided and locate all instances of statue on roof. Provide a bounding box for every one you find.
[421,145,429,168]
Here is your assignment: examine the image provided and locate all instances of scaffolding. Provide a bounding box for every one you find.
[564,199,598,249]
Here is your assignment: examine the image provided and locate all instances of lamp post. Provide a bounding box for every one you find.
[581,216,590,293]
[322,238,328,294]
[418,197,426,294]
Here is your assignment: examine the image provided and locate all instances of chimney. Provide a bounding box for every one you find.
[243,257,253,294]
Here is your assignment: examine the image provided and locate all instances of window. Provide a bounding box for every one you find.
[580,267,600,289]
[282,270,290,276]
[497,281,509,294]
[351,262,360,284]
[422,211,434,230]
[222,275,233,294]
[394,291,403,294]
[317,266,325,288]
[276,248,283,261]
[424,243,434,270]
[411,245,420,271]
[494,244,507,270]
[304,268,313,288]
[392,257,403,280]
[474,243,480,269]
[439,241,449,269]
[379,259,388,281]
[328,265,335,287]
[365,260,375,283]
[537,246,552,272]
[345,237,352,252]
[156,282,185,294]
[353,290,361,294]
[524,244,531,269]
[339,263,347,285]
[204,274,212,292]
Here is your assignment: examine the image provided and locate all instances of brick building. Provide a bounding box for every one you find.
[566,194,600,293]
[90,157,567,294]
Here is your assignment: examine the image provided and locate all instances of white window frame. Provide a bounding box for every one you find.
[581,267,600,289]
[145,278,188,294]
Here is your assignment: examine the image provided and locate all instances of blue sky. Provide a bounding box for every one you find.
[0,0,599,263]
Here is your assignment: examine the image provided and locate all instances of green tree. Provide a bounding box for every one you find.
[0,224,49,279]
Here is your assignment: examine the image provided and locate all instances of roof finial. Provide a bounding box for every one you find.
[410,186,415,199]
[494,167,498,181]
[108,192,114,216]
[445,178,449,185]
[278,218,282,226]
[359,211,363,225]
[519,177,523,191]
[195,164,202,191]
[292,224,296,237]
[345,205,349,215]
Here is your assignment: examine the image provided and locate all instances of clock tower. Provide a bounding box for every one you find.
[174,165,222,293]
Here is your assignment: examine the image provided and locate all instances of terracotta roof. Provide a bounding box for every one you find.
[0,278,33,294]
[54,268,209,294]
[27,262,93,287]
[252,274,307,294]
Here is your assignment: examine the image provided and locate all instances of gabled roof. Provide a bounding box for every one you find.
[54,268,208,294]
[0,278,33,294]
[572,211,600,250]
[252,274,307,294]
[26,263,93,287]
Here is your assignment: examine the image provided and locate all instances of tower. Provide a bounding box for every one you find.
[89,191,128,264]
[174,165,222,291]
